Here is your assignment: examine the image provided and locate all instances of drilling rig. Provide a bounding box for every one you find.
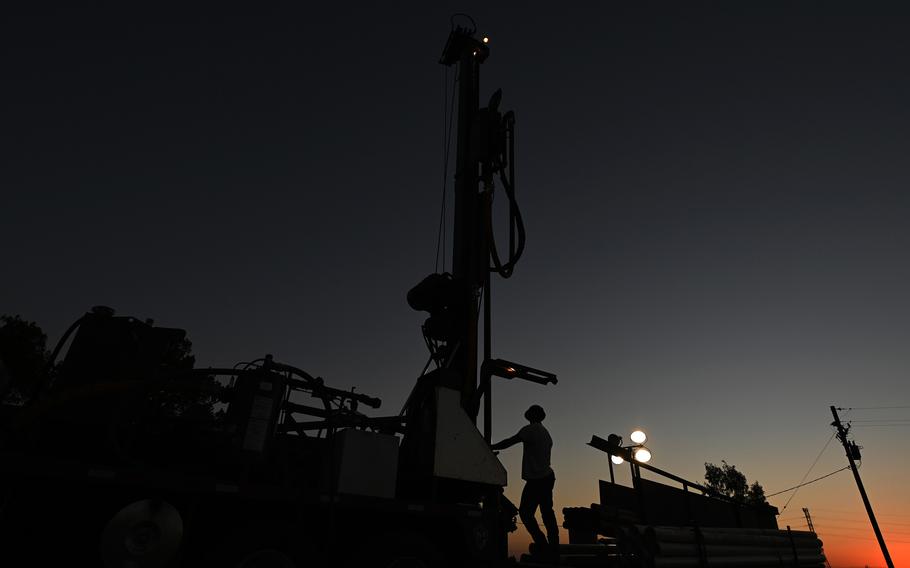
[0,21,554,568]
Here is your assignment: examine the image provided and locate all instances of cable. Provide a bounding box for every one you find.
[767,466,851,498]
[775,432,836,512]
[435,66,458,273]
[434,67,446,272]
[811,517,910,530]
[811,530,910,545]
[838,405,910,410]
[487,111,526,278]
[813,507,910,519]
[777,517,806,525]
[781,522,810,529]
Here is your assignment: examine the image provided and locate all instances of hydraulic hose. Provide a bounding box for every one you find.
[487,111,526,278]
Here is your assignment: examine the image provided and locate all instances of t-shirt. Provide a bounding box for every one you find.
[518,422,553,480]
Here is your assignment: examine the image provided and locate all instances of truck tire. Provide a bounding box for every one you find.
[100,499,184,568]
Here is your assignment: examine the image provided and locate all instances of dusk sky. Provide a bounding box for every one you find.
[3,3,910,566]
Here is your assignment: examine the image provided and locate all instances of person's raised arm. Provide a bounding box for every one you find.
[490,433,522,451]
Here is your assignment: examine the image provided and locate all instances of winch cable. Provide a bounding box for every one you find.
[435,65,458,273]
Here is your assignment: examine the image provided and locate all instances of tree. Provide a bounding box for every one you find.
[162,335,195,371]
[704,460,768,506]
[0,315,50,403]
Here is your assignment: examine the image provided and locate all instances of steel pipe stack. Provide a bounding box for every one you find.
[642,526,826,568]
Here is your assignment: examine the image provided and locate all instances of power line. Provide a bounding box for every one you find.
[821,527,910,538]
[840,406,910,410]
[812,507,910,519]
[818,521,910,531]
[813,517,910,529]
[768,466,850,498]
[774,432,836,512]
[814,531,910,545]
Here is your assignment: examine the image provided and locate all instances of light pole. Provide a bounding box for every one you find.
[604,429,653,484]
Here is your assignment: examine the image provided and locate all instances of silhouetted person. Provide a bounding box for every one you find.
[491,404,559,560]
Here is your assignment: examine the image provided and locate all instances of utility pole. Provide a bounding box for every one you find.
[802,508,833,568]
[830,406,894,568]
[802,507,815,533]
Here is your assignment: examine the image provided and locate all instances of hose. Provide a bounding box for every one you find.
[487,111,526,278]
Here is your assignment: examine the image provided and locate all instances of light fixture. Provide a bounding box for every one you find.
[611,455,624,465]
[633,447,652,463]
[482,36,490,44]
[481,359,557,386]
[630,430,647,444]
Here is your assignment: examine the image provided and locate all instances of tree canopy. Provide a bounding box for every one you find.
[704,460,768,506]
[0,315,50,403]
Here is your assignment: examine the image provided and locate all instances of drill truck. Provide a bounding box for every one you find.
[0,21,556,568]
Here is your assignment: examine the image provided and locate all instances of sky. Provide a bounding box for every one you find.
[3,3,910,566]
